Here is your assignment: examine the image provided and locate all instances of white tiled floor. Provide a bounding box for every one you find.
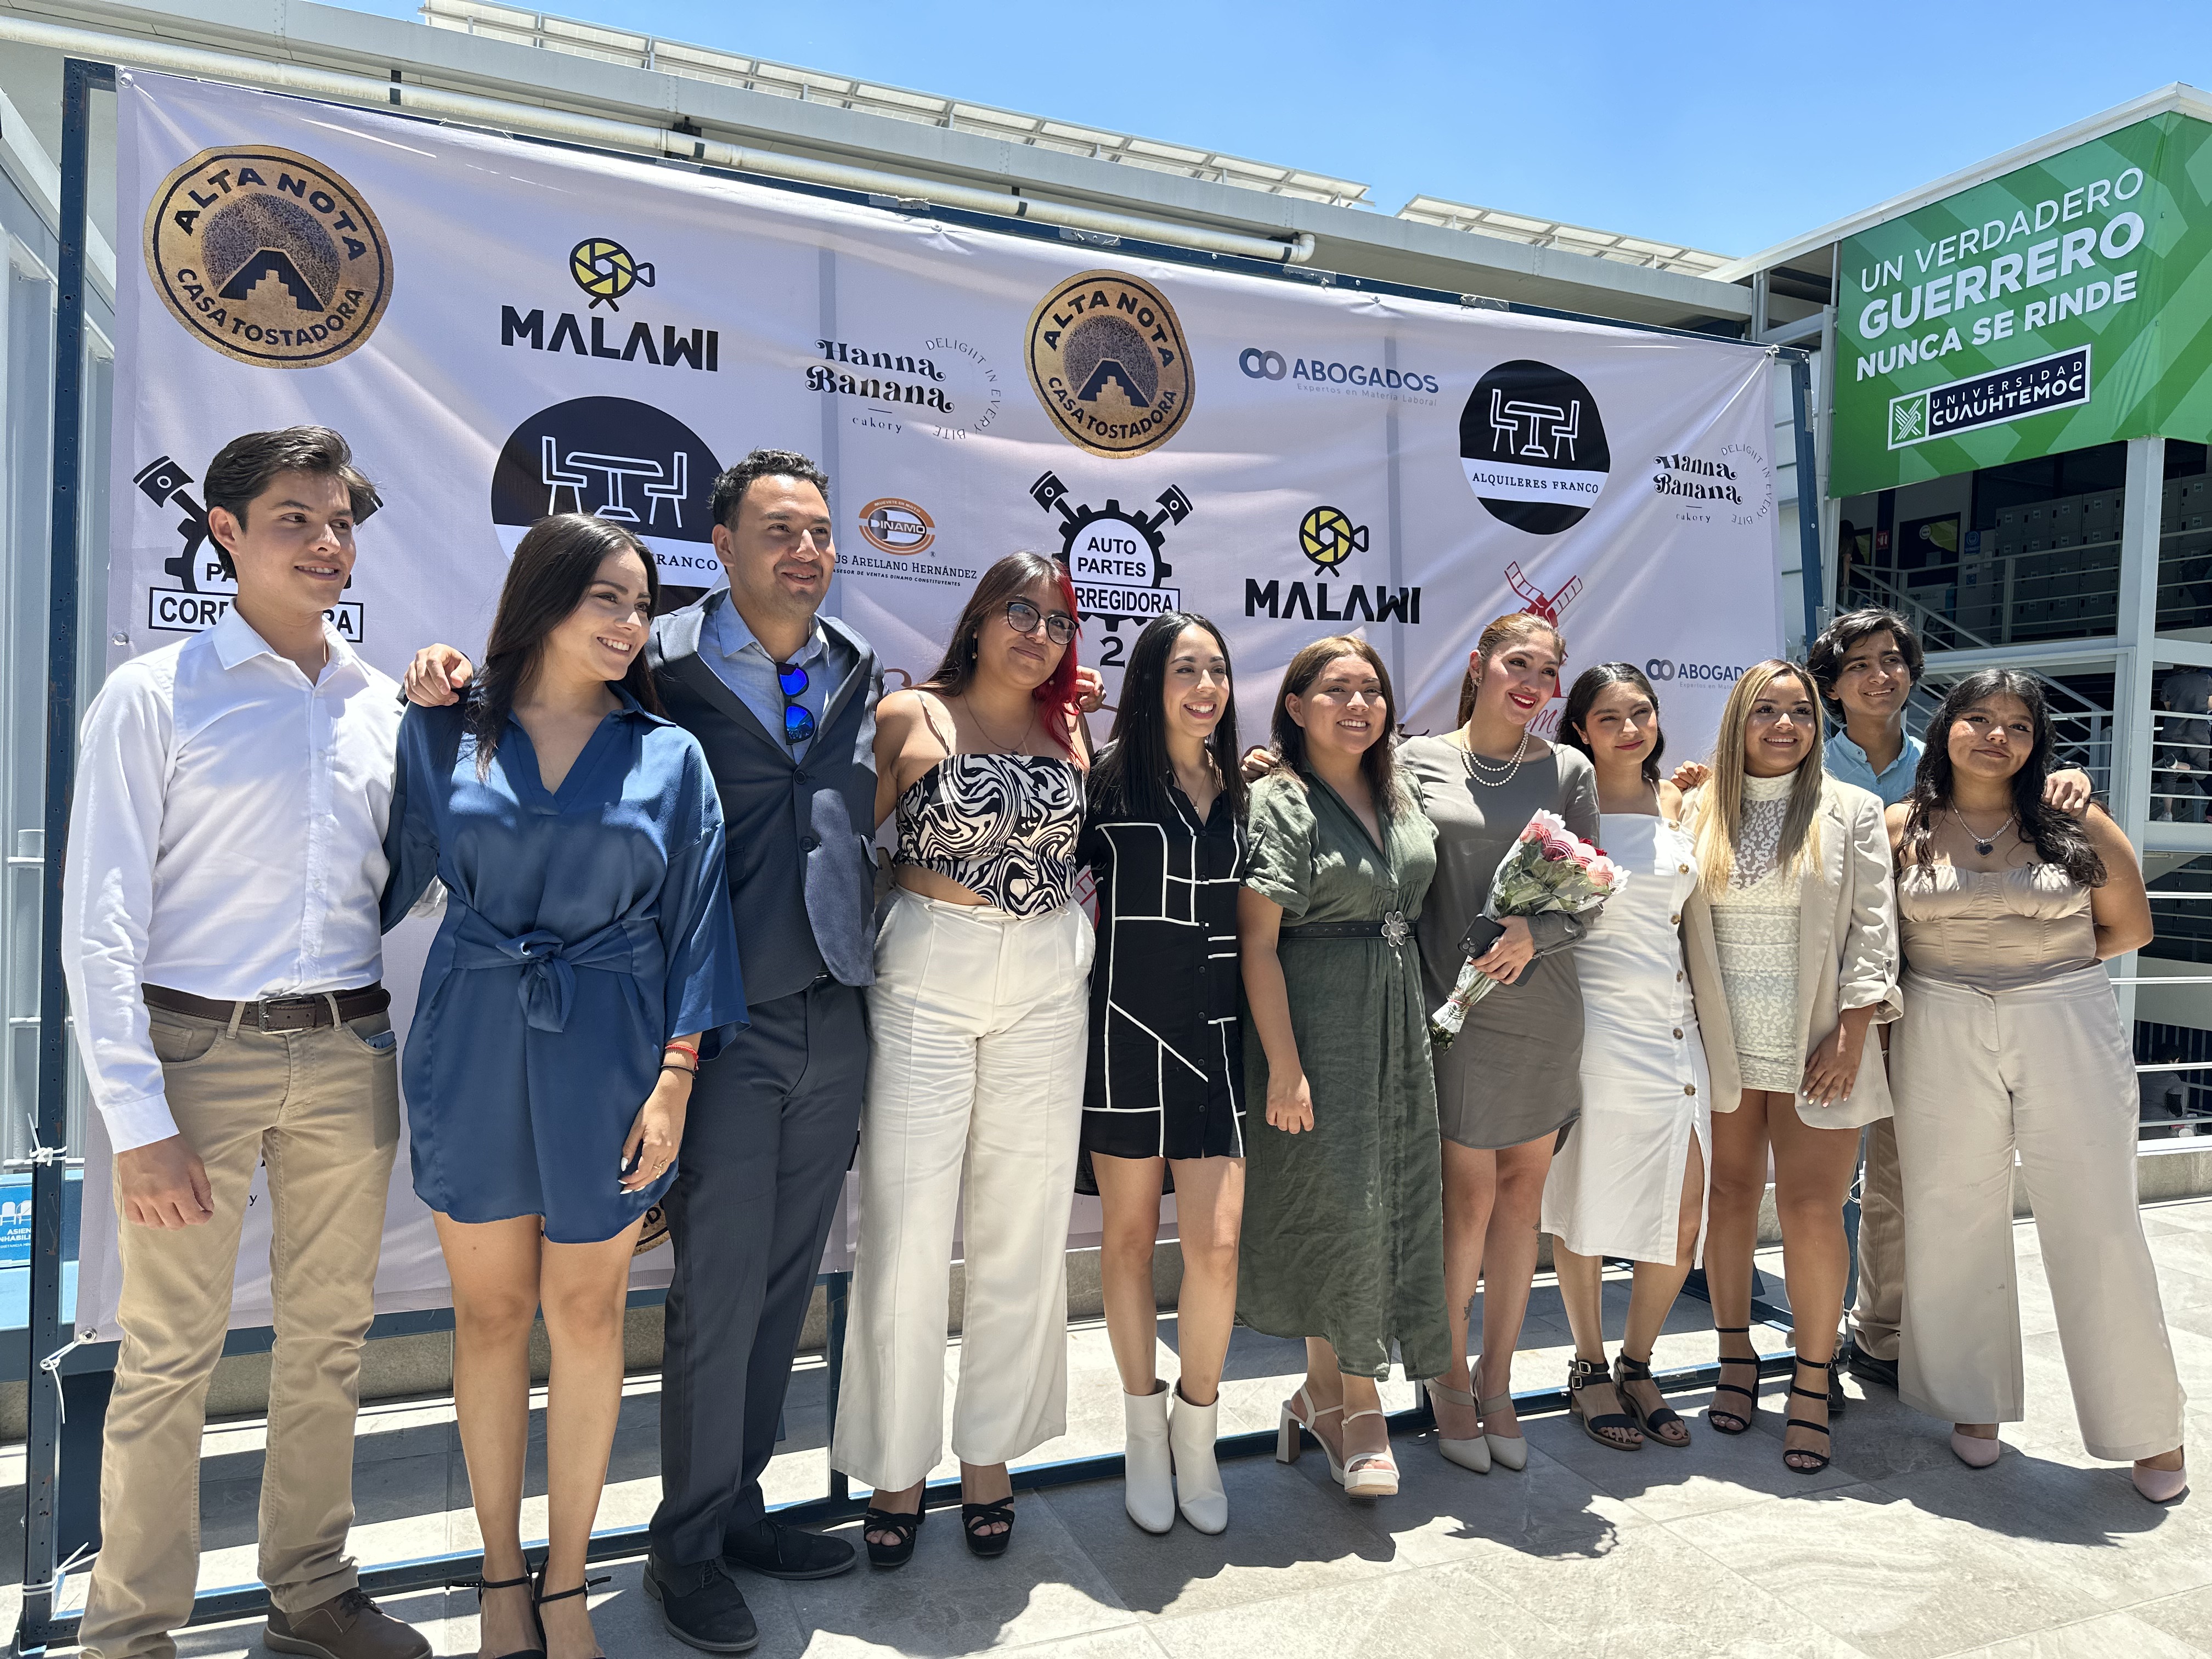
[9,1200,2212,1658]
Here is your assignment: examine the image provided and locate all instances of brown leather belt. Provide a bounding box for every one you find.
[142,983,390,1033]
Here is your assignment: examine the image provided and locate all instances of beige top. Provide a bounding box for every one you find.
[1897,862,2096,994]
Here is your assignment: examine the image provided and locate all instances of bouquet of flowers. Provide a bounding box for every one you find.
[1429,810,1623,1048]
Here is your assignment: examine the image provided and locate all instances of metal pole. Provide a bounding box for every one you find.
[20,55,110,1655]
[1789,353,1825,652]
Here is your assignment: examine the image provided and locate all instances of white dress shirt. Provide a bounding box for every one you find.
[60,610,403,1152]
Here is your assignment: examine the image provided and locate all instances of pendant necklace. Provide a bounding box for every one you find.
[1461,729,1530,789]
[1950,803,2015,857]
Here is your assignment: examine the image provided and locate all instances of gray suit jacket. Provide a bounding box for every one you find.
[648,590,882,1004]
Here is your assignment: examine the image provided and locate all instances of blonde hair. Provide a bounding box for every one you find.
[1456,612,1567,725]
[1689,659,1828,899]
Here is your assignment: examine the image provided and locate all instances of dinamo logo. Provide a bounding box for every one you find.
[1025,269,1194,458]
[858,498,935,556]
[143,146,393,369]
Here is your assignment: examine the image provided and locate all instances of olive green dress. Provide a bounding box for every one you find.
[1238,770,1452,1380]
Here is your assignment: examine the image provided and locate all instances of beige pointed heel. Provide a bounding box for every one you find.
[1423,1378,1491,1474]
[1475,1353,1528,1471]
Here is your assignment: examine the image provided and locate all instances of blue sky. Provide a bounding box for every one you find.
[351,0,2212,257]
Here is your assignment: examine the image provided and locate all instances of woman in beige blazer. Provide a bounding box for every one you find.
[1681,660,1899,1475]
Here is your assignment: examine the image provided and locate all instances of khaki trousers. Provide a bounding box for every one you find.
[80,1006,400,1659]
[1848,1115,1906,1361]
[1892,967,2187,1462]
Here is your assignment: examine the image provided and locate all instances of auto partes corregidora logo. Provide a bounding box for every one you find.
[143,145,393,368]
[1029,470,1191,627]
[1025,270,1194,458]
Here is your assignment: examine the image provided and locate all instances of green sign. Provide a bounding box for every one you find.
[1830,112,2212,498]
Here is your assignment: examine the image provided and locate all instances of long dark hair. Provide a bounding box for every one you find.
[1900,668,2105,886]
[1270,634,1400,804]
[465,514,661,778]
[1561,662,1665,786]
[922,551,1083,755]
[1089,612,1246,822]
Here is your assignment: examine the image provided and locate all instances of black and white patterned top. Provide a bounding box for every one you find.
[1077,778,1248,1168]
[893,752,1084,917]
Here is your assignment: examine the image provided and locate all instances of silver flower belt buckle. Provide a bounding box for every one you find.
[1381,911,1410,947]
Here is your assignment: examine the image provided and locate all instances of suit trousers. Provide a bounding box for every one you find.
[1849,1114,1906,1361]
[651,977,867,1565]
[831,890,1093,1493]
[80,1007,400,1659]
[1893,967,2187,1461]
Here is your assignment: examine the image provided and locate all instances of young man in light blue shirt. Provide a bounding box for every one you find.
[1804,607,2090,1395]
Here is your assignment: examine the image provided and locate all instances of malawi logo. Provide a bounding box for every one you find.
[569,238,654,309]
[858,498,935,555]
[1459,359,1612,535]
[143,146,392,369]
[1030,470,1190,622]
[1025,270,1194,458]
[1299,505,1369,571]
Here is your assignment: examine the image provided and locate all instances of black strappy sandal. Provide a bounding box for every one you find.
[861,1502,924,1570]
[532,1570,608,1659]
[1784,1356,1836,1474]
[961,1499,1016,1559]
[470,1575,544,1659]
[1614,1353,1691,1448]
[1566,1357,1642,1451]
[1709,1325,1759,1435]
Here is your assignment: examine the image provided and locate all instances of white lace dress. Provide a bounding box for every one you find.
[1708,772,1803,1092]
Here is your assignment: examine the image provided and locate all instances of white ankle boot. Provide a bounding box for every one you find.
[1169,1385,1228,1534]
[1123,1382,1175,1534]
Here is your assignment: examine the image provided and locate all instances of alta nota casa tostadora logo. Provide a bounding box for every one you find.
[144,146,393,369]
[1025,270,1194,458]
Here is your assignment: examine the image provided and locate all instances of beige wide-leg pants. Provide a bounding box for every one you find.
[81,1005,400,1659]
[832,891,1093,1493]
[1892,966,2186,1462]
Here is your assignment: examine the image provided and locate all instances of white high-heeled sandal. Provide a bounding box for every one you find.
[1423,1377,1491,1473]
[1339,1407,1400,1498]
[1277,1385,1347,1485]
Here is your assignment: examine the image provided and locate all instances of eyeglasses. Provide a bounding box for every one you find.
[1005,599,1078,647]
[776,661,815,747]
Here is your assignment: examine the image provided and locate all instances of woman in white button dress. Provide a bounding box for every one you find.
[1542,664,1710,1452]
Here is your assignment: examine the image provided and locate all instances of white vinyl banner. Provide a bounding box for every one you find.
[79,70,1783,1338]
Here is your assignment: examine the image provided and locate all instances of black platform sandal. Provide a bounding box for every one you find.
[861,1502,924,1570]
[1784,1356,1836,1474]
[469,1575,544,1659]
[532,1570,608,1659]
[961,1499,1016,1559]
[1709,1326,1759,1435]
[1567,1357,1642,1451]
[1614,1353,1691,1448]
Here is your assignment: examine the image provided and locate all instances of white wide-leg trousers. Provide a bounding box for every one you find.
[831,889,1094,1492]
[1893,965,2186,1462]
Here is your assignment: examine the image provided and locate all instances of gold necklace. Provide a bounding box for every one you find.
[964,696,1035,754]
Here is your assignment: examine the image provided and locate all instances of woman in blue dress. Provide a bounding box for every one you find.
[381,514,744,1659]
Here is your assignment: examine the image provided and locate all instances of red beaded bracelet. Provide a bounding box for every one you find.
[663,1041,701,1064]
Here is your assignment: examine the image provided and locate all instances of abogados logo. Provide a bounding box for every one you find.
[1025,270,1194,458]
[1459,359,1612,535]
[143,146,392,369]
[490,398,724,583]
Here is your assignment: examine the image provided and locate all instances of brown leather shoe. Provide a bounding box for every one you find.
[265,1588,431,1659]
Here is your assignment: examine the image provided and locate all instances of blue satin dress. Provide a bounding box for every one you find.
[380,690,746,1243]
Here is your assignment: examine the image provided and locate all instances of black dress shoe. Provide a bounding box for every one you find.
[722,1516,858,1581]
[642,1554,759,1654]
[1847,1344,1900,1391]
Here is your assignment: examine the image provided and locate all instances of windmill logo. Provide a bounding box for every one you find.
[1504,561,1582,627]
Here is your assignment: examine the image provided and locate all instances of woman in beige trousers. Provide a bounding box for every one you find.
[1683,661,1899,1475]
[1885,668,2186,1503]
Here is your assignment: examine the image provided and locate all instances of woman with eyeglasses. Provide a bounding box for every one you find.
[832,553,1093,1568]
[1886,670,2186,1502]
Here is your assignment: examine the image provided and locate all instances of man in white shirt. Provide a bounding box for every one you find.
[61,428,427,1659]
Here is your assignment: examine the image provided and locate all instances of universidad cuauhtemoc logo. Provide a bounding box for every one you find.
[143,146,393,369]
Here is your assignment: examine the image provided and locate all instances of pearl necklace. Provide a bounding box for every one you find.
[1460,729,1530,789]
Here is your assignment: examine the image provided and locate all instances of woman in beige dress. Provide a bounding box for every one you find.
[1885,668,2186,1503]
[1684,660,1898,1474]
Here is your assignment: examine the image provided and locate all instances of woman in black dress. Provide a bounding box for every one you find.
[1081,612,1249,1537]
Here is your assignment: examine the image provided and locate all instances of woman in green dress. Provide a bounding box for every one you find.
[1238,634,1449,1500]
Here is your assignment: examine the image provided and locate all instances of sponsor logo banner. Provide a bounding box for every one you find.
[1025,270,1193,457]
[1886,345,2091,449]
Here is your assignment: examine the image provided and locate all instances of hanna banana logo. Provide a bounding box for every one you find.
[569,238,655,310]
[143,146,393,368]
[1025,270,1194,458]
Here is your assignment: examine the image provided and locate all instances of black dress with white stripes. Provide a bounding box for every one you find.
[1076,780,1248,1172]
